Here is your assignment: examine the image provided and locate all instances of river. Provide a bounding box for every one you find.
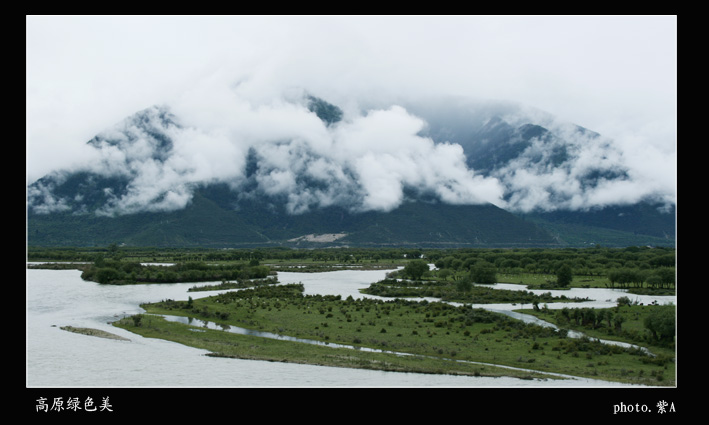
[26,266,675,387]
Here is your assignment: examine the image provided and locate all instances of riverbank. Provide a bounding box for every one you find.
[113,314,556,381]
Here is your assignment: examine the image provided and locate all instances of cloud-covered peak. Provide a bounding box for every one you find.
[27,86,676,218]
[28,93,513,216]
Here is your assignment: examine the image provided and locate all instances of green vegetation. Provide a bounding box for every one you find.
[77,258,272,285]
[362,278,589,305]
[114,283,674,385]
[60,326,130,341]
[526,301,676,348]
[28,244,675,294]
[521,301,676,382]
[422,246,674,294]
[113,313,552,380]
[29,244,675,296]
[28,191,563,248]
[187,277,278,292]
[30,245,675,385]
[28,244,416,265]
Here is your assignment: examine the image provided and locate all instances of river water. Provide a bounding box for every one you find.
[26,266,675,387]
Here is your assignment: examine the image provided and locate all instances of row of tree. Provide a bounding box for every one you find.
[607,267,675,289]
[402,257,673,290]
[428,247,674,276]
[402,259,546,286]
[80,258,271,285]
[29,245,675,270]
[555,303,675,347]
[30,245,675,289]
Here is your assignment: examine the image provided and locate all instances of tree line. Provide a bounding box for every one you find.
[553,302,675,348]
[29,245,675,289]
[80,257,271,285]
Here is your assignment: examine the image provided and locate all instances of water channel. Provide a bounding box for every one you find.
[26,265,675,387]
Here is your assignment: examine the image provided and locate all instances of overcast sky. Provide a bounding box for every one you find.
[26,15,677,205]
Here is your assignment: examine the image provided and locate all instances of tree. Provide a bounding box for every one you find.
[616,296,631,307]
[405,249,423,260]
[456,277,473,293]
[555,264,573,287]
[403,260,429,280]
[582,308,596,327]
[437,268,453,281]
[656,267,676,289]
[95,267,120,284]
[644,305,675,343]
[603,309,614,328]
[613,314,625,332]
[608,268,644,289]
[470,260,497,284]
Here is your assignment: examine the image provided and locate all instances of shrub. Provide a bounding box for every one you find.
[616,296,631,307]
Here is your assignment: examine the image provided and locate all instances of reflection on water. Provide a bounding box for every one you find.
[164,315,365,349]
[26,266,672,387]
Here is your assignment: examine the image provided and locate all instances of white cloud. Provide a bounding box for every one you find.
[26,15,676,214]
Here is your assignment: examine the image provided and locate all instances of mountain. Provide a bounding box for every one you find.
[401,97,675,247]
[26,94,675,248]
[28,184,557,248]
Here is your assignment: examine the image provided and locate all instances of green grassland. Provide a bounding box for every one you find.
[113,283,674,386]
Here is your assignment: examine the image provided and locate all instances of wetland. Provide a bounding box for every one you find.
[27,246,676,386]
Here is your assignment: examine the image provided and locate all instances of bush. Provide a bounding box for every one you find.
[616,296,631,307]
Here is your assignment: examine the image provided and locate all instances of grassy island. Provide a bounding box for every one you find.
[60,326,130,341]
[113,283,674,386]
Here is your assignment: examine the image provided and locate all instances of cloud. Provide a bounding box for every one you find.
[491,120,676,212]
[26,15,676,215]
[30,84,507,216]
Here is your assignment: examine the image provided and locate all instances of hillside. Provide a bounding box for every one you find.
[27,184,559,248]
[26,95,675,248]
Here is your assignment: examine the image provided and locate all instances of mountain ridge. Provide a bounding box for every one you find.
[28,184,562,248]
[27,95,675,248]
